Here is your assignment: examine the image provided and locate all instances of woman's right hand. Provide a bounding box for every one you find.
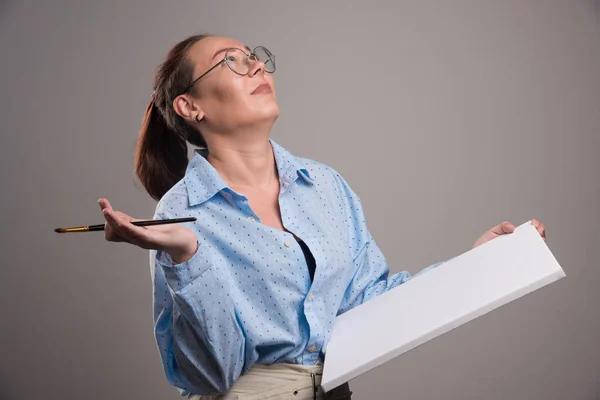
[97,198,198,264]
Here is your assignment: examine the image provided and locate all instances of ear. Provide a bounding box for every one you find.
[172,94,205,123]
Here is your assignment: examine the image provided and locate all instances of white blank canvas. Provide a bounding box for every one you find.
[321,221,565,392]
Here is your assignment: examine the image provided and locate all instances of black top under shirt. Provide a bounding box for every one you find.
[297,239,316,282]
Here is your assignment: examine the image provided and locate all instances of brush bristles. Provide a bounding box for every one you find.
[54,226,90,233]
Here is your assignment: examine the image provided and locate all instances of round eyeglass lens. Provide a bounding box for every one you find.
[224,48,250,75]
[253,46,276,73]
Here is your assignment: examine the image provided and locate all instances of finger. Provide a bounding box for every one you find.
[100,202,117,229]
[103,208,123,233]
[111,211,147,237]
[105,209,148,244]
[102,208,123,241]
[530,219,546,237]
[103,208,133,239]
[492,221,515,236]
[97,198,114,212]
[112,210,142,225]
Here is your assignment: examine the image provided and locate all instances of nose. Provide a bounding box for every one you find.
[248,57,266,78]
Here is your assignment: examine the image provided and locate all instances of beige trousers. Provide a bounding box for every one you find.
[188,363,352,400]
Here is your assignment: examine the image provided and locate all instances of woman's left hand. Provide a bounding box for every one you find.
[472,219,546,249]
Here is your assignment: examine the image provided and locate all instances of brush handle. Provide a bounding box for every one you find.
[88,217,197,231]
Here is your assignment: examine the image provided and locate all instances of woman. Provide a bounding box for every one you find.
[97,34,546,399]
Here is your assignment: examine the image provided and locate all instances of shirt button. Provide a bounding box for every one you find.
[284,240,292,247]
[308,345,317,352]
[307,293,313,301]
[248,216,256,222]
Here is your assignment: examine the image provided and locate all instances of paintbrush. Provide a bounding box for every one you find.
[54,217,197,233]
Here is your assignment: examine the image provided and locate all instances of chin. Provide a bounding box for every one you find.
[258,102,280,120]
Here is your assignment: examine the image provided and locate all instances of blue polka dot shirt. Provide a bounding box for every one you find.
[149,139,444,396]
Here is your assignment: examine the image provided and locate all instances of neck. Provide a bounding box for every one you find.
[205,133,278,189]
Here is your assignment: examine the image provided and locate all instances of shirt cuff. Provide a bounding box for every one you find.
[155,241,205,291]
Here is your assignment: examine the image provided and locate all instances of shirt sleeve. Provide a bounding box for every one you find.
[150,205,246,396]
[329,170,446,315]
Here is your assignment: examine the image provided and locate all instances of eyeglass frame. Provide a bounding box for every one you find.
[178,46,275,96]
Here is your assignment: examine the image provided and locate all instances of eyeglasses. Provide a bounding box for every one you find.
[179,46,276,95]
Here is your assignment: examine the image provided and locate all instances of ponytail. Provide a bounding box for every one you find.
[135,100,188,201]
[134,33,212,202]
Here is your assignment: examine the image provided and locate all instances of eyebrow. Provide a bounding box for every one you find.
[212,45,252,60]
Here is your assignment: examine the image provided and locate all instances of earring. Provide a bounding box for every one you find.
[194,115,201,123]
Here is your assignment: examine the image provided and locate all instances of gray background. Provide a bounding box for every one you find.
[0,0,598,399]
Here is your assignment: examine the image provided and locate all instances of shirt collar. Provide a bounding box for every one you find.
[185,138,314,207]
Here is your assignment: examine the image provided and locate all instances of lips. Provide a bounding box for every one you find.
[251,83,272,95]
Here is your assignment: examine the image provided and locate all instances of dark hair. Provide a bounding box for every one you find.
[135,34,211,201]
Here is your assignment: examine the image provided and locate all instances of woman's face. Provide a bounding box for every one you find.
[184,36,279,133]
